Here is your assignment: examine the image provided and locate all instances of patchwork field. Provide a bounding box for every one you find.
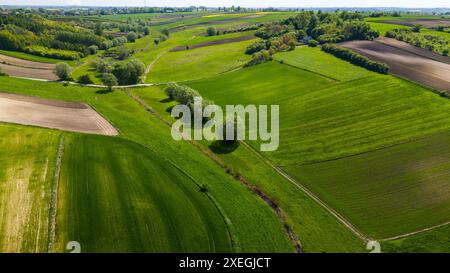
[0,124,59,252]
[189,60,450,165]
[340,39,450,92]
[0,92,118,136]
[0,76,294,253]
[285,132,450,239]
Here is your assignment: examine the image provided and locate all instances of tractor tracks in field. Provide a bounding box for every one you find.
[125,89,303,253]
[240,141,371,243]
[47,134,64,253]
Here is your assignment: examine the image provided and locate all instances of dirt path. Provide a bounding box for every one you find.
[381,221,450,242]
[240,141,370,242]
[0,92,118,135]
[47,135,64,253]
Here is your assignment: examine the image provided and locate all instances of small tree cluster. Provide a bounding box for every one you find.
[244,50,273,67]
[54,62,72,81]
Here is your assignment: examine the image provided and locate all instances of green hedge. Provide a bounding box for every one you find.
[321,44,389,74]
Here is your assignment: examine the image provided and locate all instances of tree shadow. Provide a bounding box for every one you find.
[95,89,113,94]
[160,97,173,103]
[209,140,240,154]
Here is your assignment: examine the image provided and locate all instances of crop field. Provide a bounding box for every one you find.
[147,39,255,83]
[54,134,232,252]
[189,59,450,165]
[340,39,450,92]
[1,7,450,255]
[284,132,450,239]
[0,76,294,252]
[0,124,59,252]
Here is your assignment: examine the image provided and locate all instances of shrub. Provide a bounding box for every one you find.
[117,45,130,60]
[161,28,170,37]
[244,50,272,67]
[127,31,137,42]
[112,59,145,85]
[308,39,318,47]
[245,40,267,55]
[77,74,94,85]
[88,45,98,55]
[321,44,389,74]
[154,38,160,45]
[54,62,72,81]
[206,27,217,36]
[25,45,80,60]
[101,73,118,91]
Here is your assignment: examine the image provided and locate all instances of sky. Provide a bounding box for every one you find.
[0,0,449,8]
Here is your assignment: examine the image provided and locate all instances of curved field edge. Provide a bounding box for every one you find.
[131,85,366,253]
[54,133,232,252]
[0,76,293,253]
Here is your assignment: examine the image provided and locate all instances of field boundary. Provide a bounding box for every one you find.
[382,221,450,242]
[47,134,64,253]
[125,89,302,253]
[240,141,370,242]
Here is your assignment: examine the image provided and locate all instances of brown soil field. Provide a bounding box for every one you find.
[0,54,56,69]
[170,35,256,52]
[0,92,118,135]
[340,38,450,92]
[378,19,450,28]
[0,63,58,80]
[0,54,57,80]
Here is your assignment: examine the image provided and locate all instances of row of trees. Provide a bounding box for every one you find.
[321,44,389,74]
[386,28,449,56]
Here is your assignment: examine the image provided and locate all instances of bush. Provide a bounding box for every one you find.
[244,50,272,67]
[127,31,137,42]
[25,45,80,60]
[88,45,98,55]
[245,40,267,55]
[112,59,145,85]
[308,39,318,47]
[77,74,94,85]
[101,73,118,91]
[54,62,72,81]
[117,45,130,60]
[161,28,170,37]
[206,27,217,36]
[321,44,389,74]
[154,38,160,45]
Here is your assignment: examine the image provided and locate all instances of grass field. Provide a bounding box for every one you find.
[274,46,373,81]
[285,131,450,239]
[54,134,232,252]
[147,39,254,83]
[383,223,450,252]
[0,124,59,252]
[0,76,294,252]
[189,60,450,166]
[132,85,366,252]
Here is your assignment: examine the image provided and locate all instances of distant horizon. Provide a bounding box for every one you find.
[1,0,450,9]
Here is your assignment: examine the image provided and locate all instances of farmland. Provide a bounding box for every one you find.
[1,6,450,254]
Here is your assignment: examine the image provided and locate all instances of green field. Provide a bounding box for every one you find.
[274,46,373,81]
[0,124,59,252]
[0,76,294,252]
[285,132,450,239]
[132,85,366,252]
[189,60,450,165]
[147,39,254,83]
[55,134,232,252]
